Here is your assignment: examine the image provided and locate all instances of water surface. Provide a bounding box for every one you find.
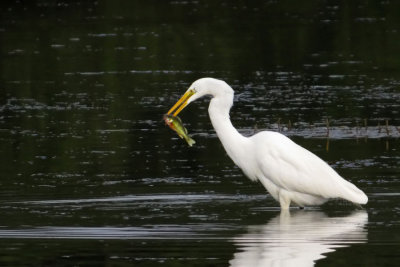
[0,1,399,266]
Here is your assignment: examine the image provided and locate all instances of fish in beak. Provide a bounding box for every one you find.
[163,114,195,146]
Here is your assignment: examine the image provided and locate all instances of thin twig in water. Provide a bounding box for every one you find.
[385,119,390,136]
[326,119,330,138]
[277,118,281,132]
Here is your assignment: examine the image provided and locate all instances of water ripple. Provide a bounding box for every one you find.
[0,224,229,240]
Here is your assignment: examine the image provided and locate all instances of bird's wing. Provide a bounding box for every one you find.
[253,132,349,199]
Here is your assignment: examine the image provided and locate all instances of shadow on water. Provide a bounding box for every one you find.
[230,210,368,267]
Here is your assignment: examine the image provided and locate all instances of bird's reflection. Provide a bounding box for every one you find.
[230,210,368,267]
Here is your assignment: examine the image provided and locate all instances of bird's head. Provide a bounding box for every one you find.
[167,78,233,116]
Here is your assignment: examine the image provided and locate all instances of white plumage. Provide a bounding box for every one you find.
[167,78,368,209]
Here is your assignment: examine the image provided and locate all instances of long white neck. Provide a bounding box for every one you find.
[208,95,248,167]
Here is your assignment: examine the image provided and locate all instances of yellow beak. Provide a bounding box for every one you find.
[167,89,195,116]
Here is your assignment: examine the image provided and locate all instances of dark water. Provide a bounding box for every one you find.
[0,1,399,266]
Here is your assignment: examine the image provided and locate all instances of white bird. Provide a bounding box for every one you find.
[166,78,368,209]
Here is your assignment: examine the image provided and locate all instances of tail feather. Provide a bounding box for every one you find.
[340,180,368,205]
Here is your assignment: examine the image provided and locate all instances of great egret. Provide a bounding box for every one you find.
[166,78,368,209]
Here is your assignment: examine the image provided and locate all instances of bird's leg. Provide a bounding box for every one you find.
[279,193,291,210]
